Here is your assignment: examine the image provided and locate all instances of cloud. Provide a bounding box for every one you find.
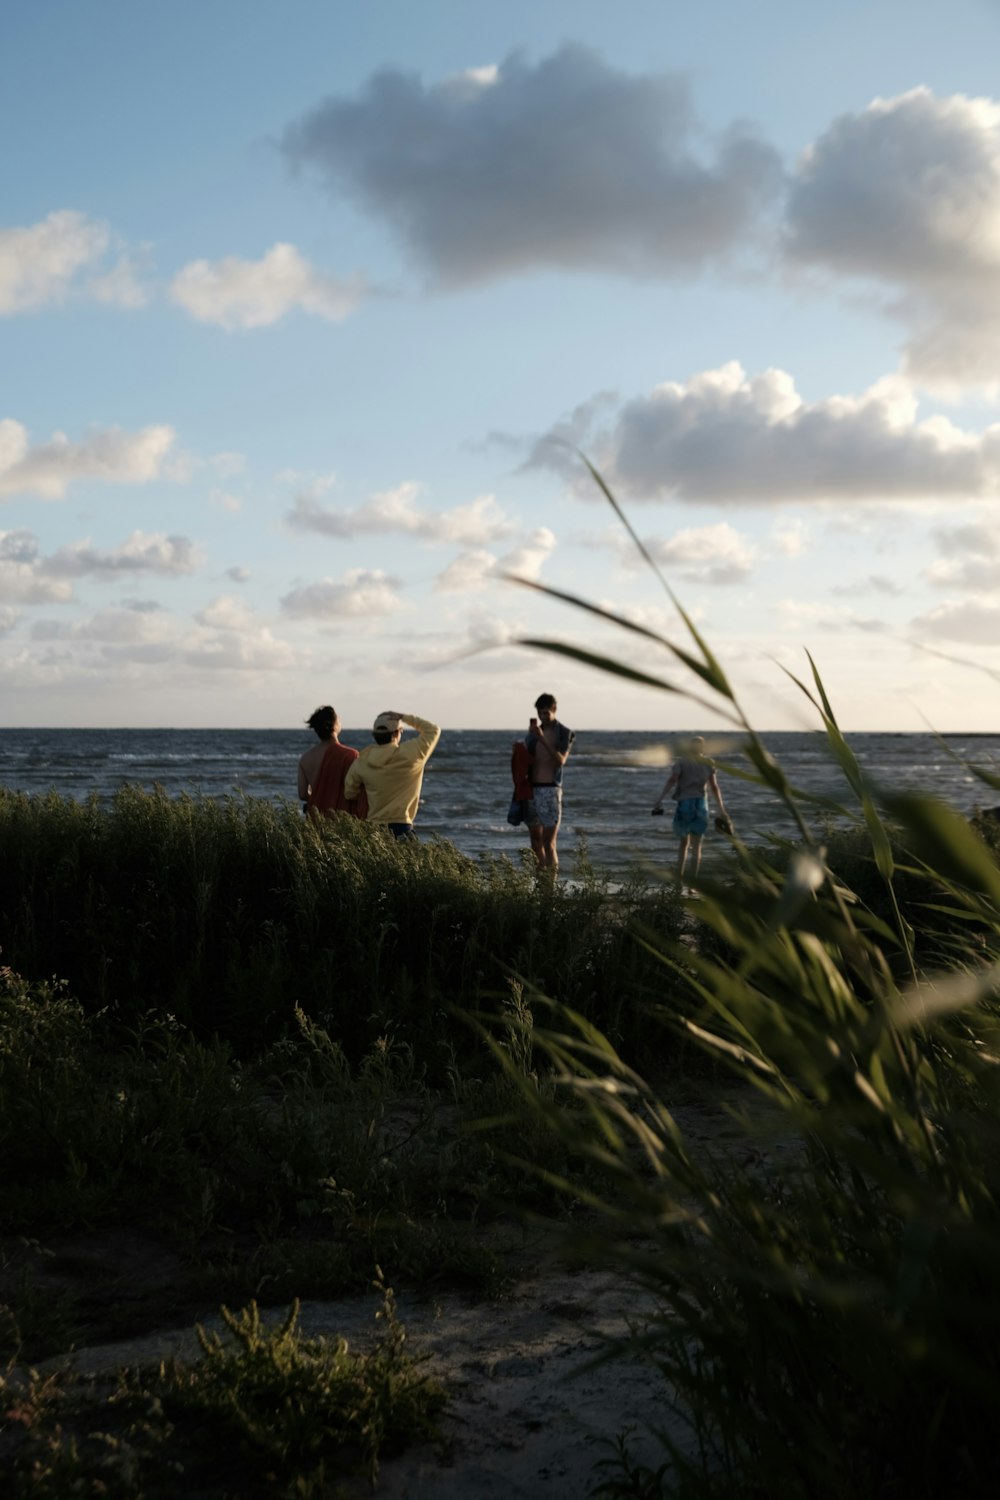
[0,605,17,635]
[777,599,890,635]
[434,549,497,594]
[607,521,757,583]
[434,527,556,592]
[194,595,256,631]
[31,606,176,647]
[0,210,147,314]
[287,480,513,545]
[911,599,1000,644]
[280,567,402,618]
[527,363,1000,504]
[226,565,250,583]
[25,602,297,675]
[771,518,809,557]
[0,529,73,603]
[180,627,296,671]
[0,419,175,500]
[833,574,904,598]
[282,44,781,285]
[786,88,1000,385]
[170,242,366,329]
[924,518,1000,590]
[42,531,202,577]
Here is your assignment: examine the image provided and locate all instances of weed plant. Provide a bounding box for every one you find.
[0,1283,444,1497]
[0,787,684,1062]
[494,463,1000,1498]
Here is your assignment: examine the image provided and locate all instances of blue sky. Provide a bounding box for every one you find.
[4,0,1000,730]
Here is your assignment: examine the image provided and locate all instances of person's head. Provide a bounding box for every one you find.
[372,711,402,746]
[534,692,557,725]
[306,705,338,741]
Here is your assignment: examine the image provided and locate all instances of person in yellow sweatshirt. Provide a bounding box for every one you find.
[343,711,441,841]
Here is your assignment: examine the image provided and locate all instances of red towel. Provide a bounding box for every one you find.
[307,741,368,819]
[510,741,534,802]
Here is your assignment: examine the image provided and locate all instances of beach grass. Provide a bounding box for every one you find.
[0,786,686,1061]
[486,465,1000,1497]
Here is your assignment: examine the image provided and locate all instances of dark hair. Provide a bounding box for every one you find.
[307,705,336,740]
[534,693,557,712]
[373,728,393,746]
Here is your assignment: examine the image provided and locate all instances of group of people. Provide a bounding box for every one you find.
[298,697,729,877]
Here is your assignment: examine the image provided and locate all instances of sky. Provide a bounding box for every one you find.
[4,0,1000,731]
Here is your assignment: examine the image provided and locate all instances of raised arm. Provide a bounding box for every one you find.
[399,713,441,763]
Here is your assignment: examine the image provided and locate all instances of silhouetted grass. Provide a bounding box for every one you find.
[492,461,1000,1498]
[0,787,685,1061]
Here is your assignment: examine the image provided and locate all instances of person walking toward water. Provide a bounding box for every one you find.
[652,735,728,879]
[520,693,574,877]
[344,711,440,840]
[298,706,367,819]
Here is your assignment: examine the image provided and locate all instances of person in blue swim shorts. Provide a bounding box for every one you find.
[652,735,728,879]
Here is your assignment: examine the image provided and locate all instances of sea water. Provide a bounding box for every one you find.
[1,727,999,880]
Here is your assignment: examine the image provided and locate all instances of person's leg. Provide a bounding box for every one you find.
[528,823,545,868]
[540,823,559,872]
[690,834,704,876]
[677,835,690,876]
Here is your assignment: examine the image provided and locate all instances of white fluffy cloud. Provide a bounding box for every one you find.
[434,527,556,592]
[170,243,366,329]
[25,602,297,675]
[604,521,758,583]
[282,45,781,285]
[43,531,201,577]
[0,529,73,603]
[287,481,513,545]
[194,595,257,631]
[0,210,146,314]
[0,419,175,500]
[528,363,1000,504]
[31,606,176,648]
[280,567,402,617]
[786,88,1000,384]
[181,624,295,671]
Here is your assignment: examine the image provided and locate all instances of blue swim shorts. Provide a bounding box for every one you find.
[673,795,708,837]
[527,785,562,829]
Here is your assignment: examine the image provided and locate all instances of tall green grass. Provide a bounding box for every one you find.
[495,463,1000,1497]
[0,787,684,1059]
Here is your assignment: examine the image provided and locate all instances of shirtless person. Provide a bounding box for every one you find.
[298,705,367,818]
[522,693,574,876]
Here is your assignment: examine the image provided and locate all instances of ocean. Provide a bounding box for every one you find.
[2,727,999,879]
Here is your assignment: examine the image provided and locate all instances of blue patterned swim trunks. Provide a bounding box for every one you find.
[527,785,563,829]
[673,795,708,836]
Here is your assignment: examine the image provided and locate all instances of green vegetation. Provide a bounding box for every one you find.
[491,466,1000,1497]
[1,1284,444,1498]
[0,787,684,1058]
